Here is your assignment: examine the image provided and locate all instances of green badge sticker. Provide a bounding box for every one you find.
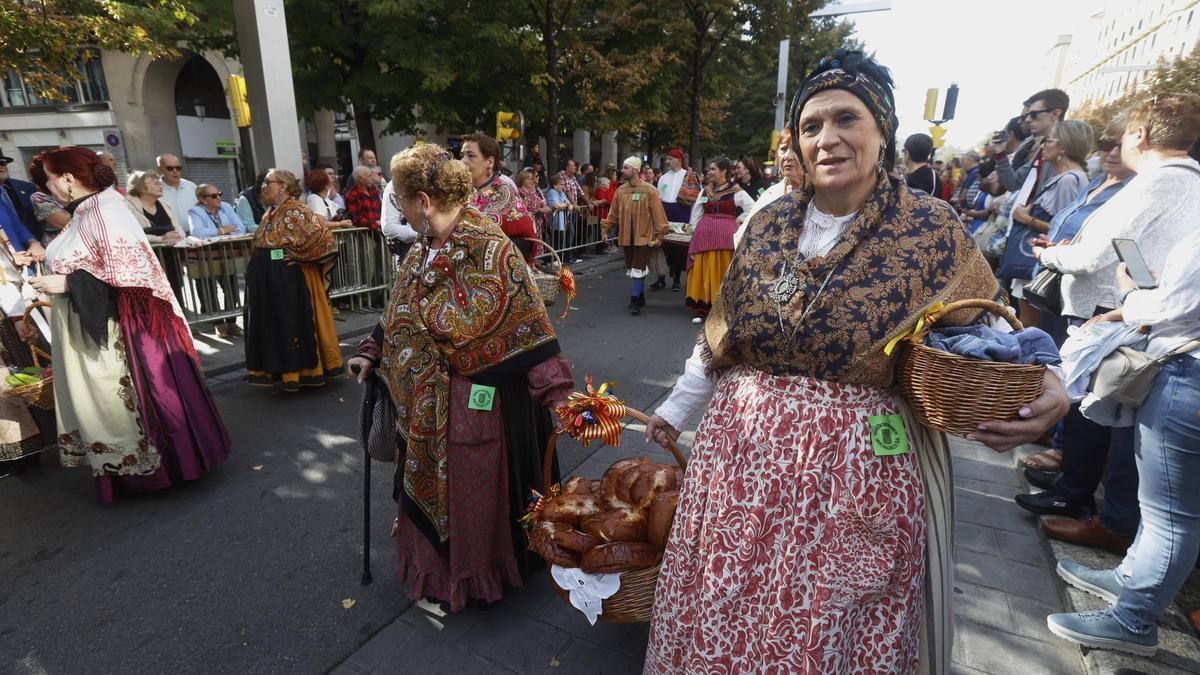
[270,248,284,261]
[757,187,766,197]
[868,415,909,456]
[468,384,496,411]
[631,193,641,201]
[698,196,709,204]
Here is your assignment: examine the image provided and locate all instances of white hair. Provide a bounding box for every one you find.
[352,165,372,181]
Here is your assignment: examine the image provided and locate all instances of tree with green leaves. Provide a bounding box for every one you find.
[0,0,202,101]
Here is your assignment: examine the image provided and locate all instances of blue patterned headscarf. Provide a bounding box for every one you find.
[789,49,899,172]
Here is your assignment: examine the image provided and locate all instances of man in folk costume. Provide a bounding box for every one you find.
[653,148,702,291]
[602,157,668,315]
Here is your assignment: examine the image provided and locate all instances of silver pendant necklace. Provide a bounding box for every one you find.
[771,205,839,341]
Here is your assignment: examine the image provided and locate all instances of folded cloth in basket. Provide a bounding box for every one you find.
[925,325,1061,366]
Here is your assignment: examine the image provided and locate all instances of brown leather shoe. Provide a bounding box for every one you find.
[1042,515,1133,555]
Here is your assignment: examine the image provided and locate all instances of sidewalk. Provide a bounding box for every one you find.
[333,424,1111,675]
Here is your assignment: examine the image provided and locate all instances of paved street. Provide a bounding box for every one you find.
[2,254,1194,674]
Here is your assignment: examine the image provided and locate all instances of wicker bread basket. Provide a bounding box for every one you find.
[4,301,53,410]
[895,299,1046,437]
[539,406,686,624]
[525,238,564,306]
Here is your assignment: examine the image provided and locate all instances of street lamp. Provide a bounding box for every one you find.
[194,99,207,121]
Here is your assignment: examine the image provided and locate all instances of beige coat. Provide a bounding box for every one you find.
[602,181,668,247]
[124,196,184,243]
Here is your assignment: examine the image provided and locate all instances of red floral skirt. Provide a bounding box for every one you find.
[645,366,926,673]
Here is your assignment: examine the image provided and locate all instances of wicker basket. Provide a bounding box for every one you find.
[896,299,1045,437]
[540,406,687,624]
[4,301,53,410]
[525,238,563,306]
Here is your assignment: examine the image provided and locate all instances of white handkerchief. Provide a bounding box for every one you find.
[551,565,622,625]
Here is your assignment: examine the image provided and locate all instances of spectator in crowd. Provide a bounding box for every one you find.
[684,156,753,323]
[640,164,655,184]
[952,151,981,210]
[544,172,571,255]
[461,132,537,261]
[343,166,382,231]
[1022,95,1200,542]
[592,174,613,222]
[734,156,770,199]
[320,165,347,211]
[346,142,574,613]
[304,169,352,228]
[31,146,230,503]
[157,154,198,234]
[579,162,594,185]
[0,153,45,254]
[523,142,542,169]
[380,152,419,261]
[557,159,588,263]
[244,168,340,391]
[188,184,247,338]
[960,159,996,234]
[993,89,1069,196]
[96,152,125,196]
[124,170,185,302]
[739,127,805,241]
[938,165,955,201]
[26,152,69,244]
[343,148,378,191]
[1020,114,1137,553]
[1049,224,1200,656]
[516,168,549,243]
[234,171,269,233]
[530,157,548,189]
[903,133,941,197]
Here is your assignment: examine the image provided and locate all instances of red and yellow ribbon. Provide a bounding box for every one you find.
[883,301,945,356]
[554,375,627,447]
[557,267,577,321]
[519,484,561,526]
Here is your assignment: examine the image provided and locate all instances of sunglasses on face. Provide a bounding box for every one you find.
[1022,109,1052,120]
[163,165,182,171]
[1043,138,1059,145]
[202,192,222,199]
[1097,139,1119,152]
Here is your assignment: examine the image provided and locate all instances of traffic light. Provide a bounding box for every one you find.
[768,129,780,160]
[227,75,251,128]
[942,84,959,122]
[930,125,947,149]
[923,88,938,122]
[496,111,520,141]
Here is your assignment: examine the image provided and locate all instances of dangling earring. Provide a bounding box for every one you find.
[420,214,431,239]
[875,151,886,176]
[68,183,74,201]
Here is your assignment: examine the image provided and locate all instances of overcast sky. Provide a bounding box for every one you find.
[839,0,1088,150]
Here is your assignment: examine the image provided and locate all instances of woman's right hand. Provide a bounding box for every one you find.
[347,356,374,384]
[12,251,34,267]
[644,414,681,450]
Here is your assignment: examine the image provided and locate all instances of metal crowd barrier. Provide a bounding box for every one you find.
[538,206,617,264]
[151,227,394,328]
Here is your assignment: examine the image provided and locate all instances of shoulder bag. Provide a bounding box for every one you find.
[1090,338,1200,407]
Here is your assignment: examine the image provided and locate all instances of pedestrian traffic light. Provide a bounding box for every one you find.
[930,125,947,149]
[496,111,520,141]
[227,75,251,128]
[923,88,938,122]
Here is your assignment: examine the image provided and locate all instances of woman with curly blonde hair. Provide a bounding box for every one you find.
[348,144,575,611]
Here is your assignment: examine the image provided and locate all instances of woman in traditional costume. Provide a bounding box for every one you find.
[642,51,1070,674]
[0,231,52,471]
[243,169,342,391]
[347,143,574,612]
[684,157,754,324]
[460,133,538,262]
[31,147,230,503]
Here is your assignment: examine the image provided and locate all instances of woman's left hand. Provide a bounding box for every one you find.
[12,251,34,267]
[26,242,46,262]
[1011,204,1030,225]
[29,274,68,296]
[969,370,1070,453]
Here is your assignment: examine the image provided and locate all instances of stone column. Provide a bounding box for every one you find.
[600,131,617,170]
[234,0,303,175]
[572,129,591,165]
[315,109,336,167]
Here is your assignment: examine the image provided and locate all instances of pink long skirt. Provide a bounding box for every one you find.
[644,366,927,673]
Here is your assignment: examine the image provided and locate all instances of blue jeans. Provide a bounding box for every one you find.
[1112,355,1200,633]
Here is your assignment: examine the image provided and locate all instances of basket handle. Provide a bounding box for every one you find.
[521,237,562,267]
[21,301,51,368]
[542,406,686,494]
[912,298,1024,341]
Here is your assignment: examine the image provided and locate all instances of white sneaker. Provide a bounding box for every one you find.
[691,316,703,324]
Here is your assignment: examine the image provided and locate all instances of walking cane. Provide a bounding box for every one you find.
[354,361,373,585]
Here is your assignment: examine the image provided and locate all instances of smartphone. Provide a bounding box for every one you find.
[992,130,1008,145]
[1112,238,1158,289]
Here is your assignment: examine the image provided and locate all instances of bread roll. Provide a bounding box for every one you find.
[552,526,601,554]
[601,458,650,509]
[580,507,647,543]
[629,465,680,509]
[528,521,581,567]
[647,490,680,546]
[580,542,663,573]
[541,493,603,527]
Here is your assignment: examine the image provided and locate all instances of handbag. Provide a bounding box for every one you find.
[1024,266,1063,315]
[1090,338,1200,407]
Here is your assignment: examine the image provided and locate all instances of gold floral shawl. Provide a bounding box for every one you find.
[705,174,1001,388]
[255,198,337,264]
[378,206,559,542]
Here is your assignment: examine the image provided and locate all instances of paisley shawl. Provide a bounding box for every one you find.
[254,198,338,264]
[378,206,559,543]
[705,173,1001,388]
[473,175,536,240]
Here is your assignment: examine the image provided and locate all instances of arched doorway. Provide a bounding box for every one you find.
[174,56,239,203]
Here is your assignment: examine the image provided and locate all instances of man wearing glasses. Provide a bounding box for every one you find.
[992,89,1070,195]
[157,153,198,234]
